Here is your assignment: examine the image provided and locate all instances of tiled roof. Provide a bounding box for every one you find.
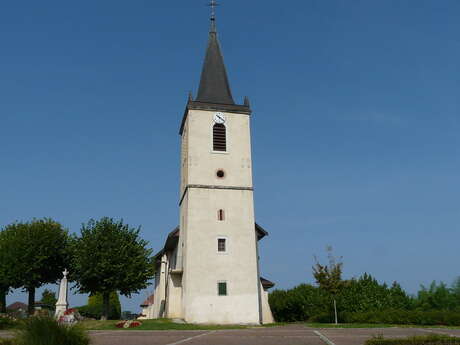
[140,294,154,307]
[7,302,28,310]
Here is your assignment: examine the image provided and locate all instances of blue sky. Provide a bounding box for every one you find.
[1,0,459,313]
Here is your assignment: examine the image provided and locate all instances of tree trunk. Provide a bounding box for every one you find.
[333,298,338,325]
[27,287,35,316]
[0,289,6,313]
[101,292,110,320]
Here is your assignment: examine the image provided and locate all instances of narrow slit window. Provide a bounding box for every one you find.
[218,209,225,221]
[213,124,226,151]
[218,282,227,296]
[217,238,226,252]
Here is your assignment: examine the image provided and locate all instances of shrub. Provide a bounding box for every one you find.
[77,291,121,320]
[0,316,18,330]
[0,339,17,345]
[269,284,329,322]
[365,334,460,345]
[14,316,89,345]
[342,310,460,326]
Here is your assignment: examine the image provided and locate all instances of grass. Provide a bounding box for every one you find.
[365,334,460,345]
[305,323,460,329]
[0,339,16,345]
[81,319,460,331]
[81,318,249,331]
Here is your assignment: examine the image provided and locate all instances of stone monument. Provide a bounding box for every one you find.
[55,269,69,318]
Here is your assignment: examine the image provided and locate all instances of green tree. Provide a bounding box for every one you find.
[40,289,57,309]
[71,218,155,320]
[450,277,460,310]
[416,281,457,311]
[269,284,329,322]
[313,246,344,324]
[88,292,121,319]
[337,274,413,313]
[1,219,70,315]
[0,229,12,313]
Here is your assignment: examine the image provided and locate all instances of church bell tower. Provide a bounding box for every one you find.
[177,6,262,324]
[149,2,274,325]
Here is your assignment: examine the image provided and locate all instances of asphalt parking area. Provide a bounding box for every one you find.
[422,328,460,337]
[90,330,210,345]
[184,327,324,345]
[314,328,427,345]
[3,326,460,345]
[90,326,323,345]
[312,327,460,345]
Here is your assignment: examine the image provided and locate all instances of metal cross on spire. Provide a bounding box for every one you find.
[207,0,219,33]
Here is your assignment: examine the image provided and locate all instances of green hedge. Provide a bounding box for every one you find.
[365,334,460,345]
[269,274,460,323]
[77,304,120,320]
[0,316,18,330]
[269,284,331,322]
[342,310,460,326]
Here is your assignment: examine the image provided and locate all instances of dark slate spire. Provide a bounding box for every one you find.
[196,3,235,105]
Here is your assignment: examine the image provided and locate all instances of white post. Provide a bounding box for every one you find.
[55,269,69,318]
[334,298,338,325]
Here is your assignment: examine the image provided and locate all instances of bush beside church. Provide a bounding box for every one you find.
[269,273,460,324]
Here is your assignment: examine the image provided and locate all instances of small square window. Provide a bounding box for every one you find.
[217,238,226,252]
[218,282,227,296]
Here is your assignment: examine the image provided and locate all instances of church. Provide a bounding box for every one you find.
[144,5,275,325]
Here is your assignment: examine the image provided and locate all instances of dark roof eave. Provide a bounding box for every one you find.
[256,223,269,240]
[153,227,179,260]
[260,277,275,289]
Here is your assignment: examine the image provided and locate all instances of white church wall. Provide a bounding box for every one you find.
[166,273,183,318]
[182,187,260,324]
[186,110,253,188]
[260,283,275,324]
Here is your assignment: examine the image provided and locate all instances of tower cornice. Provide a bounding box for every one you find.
[179,100,251,135]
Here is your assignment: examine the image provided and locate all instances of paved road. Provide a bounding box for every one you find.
[3,326,460,345]
[90,326,324,345]
[89,326,460,345]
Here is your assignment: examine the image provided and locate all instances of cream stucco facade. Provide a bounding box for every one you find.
[143,14,274,325]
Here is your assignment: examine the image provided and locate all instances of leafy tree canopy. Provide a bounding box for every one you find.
[0,229,13,312]
[71,217,155,319]
[89,292,121,319]
[1,218,70,315]
[40,289,57,308]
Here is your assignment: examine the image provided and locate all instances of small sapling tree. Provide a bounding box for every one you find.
[71,218,155,320]
[313,246,344,324]
[40,289,58,310]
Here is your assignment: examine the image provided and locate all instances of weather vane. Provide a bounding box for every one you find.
[207,0,219,22]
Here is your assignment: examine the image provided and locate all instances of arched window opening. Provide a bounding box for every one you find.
[213,124,226,151]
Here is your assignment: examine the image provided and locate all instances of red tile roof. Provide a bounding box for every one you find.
[140,294,154,307]
[7,302,28,311]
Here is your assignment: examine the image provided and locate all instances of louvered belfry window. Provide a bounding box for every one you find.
[213,124,226,151]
